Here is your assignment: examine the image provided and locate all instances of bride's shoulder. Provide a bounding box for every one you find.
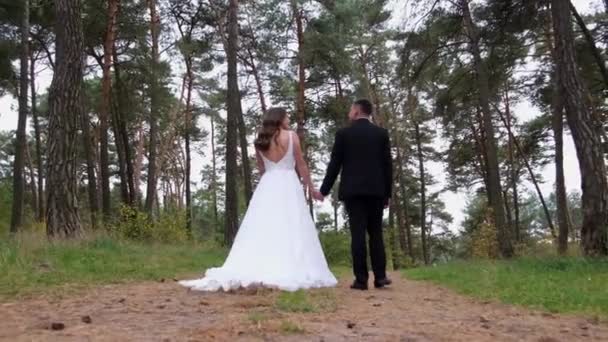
[283,129,297,139]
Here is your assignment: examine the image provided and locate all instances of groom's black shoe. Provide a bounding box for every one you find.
[374,278,392,289]
[350,280,368,291]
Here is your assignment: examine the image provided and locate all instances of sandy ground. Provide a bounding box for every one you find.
[1,272,607,341]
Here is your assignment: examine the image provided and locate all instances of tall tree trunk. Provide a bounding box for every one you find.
[112,41,136,205]
[552,0,608,256]
[461,0,513,257]
[184,63,193,232]
[395,144,414,260]
[292,0,313,214]
[388,201,400,270]
[504,87,520,241]
[569,2,608,90]
[237,108,253,204]
[414,122,429,264]
[546,18,573,255]
[133,122,145,204]
[81,102,100,227]
[224,0,241,246]
[145,0,160,215]
[111,99,130,204]
[553,79,571,254]
[210,115,219,229]
[30,52,44,222]
[10,0,29,233]
[46,0,84,237]
[546,16,572,253]
[25,143,38,216]
[99,0,119,220]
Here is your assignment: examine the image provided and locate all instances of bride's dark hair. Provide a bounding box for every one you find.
[254,107,287,151]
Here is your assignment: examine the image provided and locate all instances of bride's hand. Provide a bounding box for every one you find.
[311,190,325,202]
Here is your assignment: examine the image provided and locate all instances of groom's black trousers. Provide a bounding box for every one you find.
[344,196,386,283]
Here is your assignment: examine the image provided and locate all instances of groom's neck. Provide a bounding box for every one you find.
[353,115,372,122]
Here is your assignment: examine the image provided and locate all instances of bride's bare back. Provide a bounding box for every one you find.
[261,129,292,163]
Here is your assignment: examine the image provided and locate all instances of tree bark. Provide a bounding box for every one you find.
[414,122,429,264]
[10,0,29,233]
[30,52,44,222]
[99,0,119,220]
[553,78,571,254]
[395,144,414,260]
[237,107,253,205]
[210,115,219,229]
[292,0,313,214]
[461,0,513,257]
[389,201,400,269]
[552,0,608,256]
[569,2,608,90]
[112,40,136,205]
[224,0,241,246]
[145,0,160,215]
[25,142,38,216]
[546,13,572,253]
[111,97,130,204]
[184,63,193,232]
[80,101,100,227]
[504,88,520,241]
[247,47,267,113]
[46,0,84,237]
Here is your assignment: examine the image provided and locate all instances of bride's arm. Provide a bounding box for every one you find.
[255,149,265,175]
[292,132,314,191]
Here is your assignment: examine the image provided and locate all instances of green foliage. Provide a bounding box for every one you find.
[275,289,337,313]
[405,258,608,318]
[111,205,188,243]
[319,230,351,266]
[470,210,499,259]
[275,290,316,313]
[0,233,226,299]
[0,179,11,235]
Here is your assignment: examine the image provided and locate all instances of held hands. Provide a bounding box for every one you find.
[311,189,325,202]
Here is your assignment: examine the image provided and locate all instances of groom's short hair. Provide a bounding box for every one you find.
[354,99,373,116]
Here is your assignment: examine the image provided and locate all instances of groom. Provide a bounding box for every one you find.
[315,99,393,290]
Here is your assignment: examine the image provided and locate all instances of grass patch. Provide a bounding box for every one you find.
[275,288,337,313]
[247,311,270,324]
[275,290,317,313]
[404,257,608,318]
[0,233,226,300]
[279,320,305,334]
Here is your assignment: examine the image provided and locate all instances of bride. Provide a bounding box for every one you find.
[180,108,338,292]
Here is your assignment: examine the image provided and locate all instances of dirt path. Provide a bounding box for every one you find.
[1,272,606,341]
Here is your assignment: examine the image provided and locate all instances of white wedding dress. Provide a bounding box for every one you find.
[180,132,338,292]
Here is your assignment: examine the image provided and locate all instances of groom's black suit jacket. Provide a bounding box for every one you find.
[320,119,392,201]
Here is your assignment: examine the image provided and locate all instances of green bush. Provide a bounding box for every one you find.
[319,230,351,266]
[111,205,188,243]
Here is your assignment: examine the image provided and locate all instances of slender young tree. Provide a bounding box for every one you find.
[30,51,44,222]
[99,0,120,219]
[145,0,160,215]
[10,0,29,233]
[81,92,100,227]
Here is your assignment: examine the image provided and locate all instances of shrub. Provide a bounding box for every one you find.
[319,230,351,266]
[470,210,498,259]
[111,205,188,243]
